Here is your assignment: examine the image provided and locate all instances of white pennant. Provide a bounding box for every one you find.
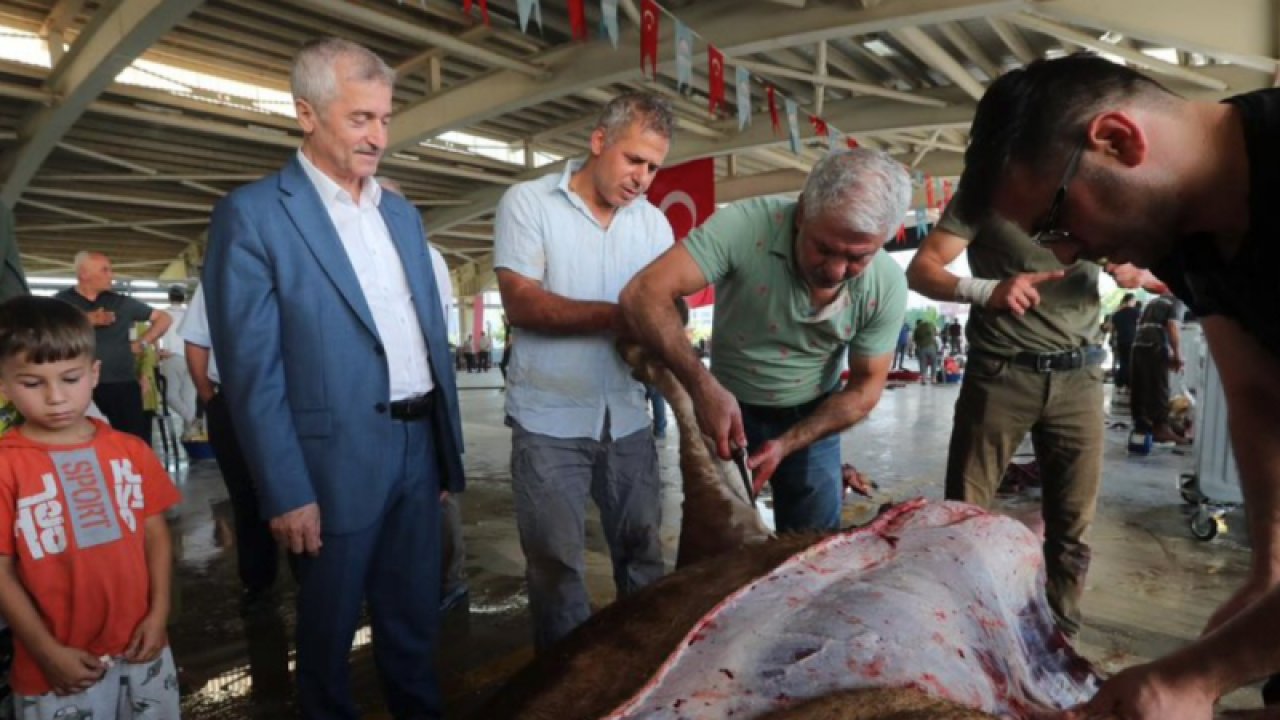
[736,67,751,130]
[602,0,619,48]
[517,0,542,33]
[785,98,800,154]
[675,21,693,92]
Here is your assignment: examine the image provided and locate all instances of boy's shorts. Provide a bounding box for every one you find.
[14,647,179,719]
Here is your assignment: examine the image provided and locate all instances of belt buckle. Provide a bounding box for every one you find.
[1034,354,1054,373]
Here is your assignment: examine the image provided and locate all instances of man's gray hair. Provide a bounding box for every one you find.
[73,250,103,276]
[799,148,912,239]
[595,92,676,144]
[291,37,395,111]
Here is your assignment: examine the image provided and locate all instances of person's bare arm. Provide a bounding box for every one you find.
[747,351,892,491]
[185,343,216,404]
[907,227,1063,316]
[496,269,620,336]
[0,555,104,694]
[124,514,171,663]
[140,310,172,346]
[619,245,744,459]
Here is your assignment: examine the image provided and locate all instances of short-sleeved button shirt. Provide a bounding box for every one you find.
[683,196,906,407]
[494,161,674,440]
[54,289,154,384]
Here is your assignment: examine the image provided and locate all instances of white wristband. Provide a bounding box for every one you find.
[954,277,999,306]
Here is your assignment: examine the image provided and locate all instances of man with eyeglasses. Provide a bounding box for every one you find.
[906,184,1154,640]
[952,52,1280,720]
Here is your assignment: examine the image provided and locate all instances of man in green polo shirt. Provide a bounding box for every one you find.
[620,148,910,532]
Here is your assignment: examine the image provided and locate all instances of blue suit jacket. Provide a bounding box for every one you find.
[204,156,465,534]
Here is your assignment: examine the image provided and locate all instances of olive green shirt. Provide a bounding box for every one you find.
[684,196,907,407]
[938,190,1100,356]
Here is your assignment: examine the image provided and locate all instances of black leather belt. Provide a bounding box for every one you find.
[390,392,435,421]
[1005,346,1107,373]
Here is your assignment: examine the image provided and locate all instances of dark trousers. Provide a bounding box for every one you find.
[1130,343,1171,433]
[944,353,1102,635]
[1114,341,1134,388]
[441,492,467,600]
[740,395,842,532]
[294,418,442,720]
[94,381,150,445]
[206,392,279,594]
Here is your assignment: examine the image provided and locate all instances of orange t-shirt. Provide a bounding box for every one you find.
[0,419,181,695]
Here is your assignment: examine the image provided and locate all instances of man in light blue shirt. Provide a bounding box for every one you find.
[494,92,675,651]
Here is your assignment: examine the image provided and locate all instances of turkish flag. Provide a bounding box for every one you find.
[708,44,725,115]
[640,0,659,79]
[646,158,717,308]
[568,0,586,40]
[463,0,489,25]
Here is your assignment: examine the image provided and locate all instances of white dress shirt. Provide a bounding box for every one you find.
[297,151,433,401]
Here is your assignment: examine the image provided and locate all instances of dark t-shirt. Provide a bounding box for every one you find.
[1151,88,1280,361]
[1111,305,1140,347]
[1134,296,1178,348]
[54,289,153,384]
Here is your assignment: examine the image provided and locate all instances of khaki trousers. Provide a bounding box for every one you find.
[944,352,1104,634]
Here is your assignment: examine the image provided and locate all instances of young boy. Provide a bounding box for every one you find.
[0,296,180,719]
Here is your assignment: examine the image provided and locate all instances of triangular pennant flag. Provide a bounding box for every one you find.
[601,0,619,48]
[708,45,725,115]
[568,0,587,41]
[640,0,659,79]
[809,114,828,137]
[943,179,954,206]
[735,66,752,130]
[915,207,930,236]
[785,98,800,154]
[846,136,859,149]
[517,0,542,33]
[828,129,841,153]
[463,0,490,25]
[675,21,693,92]
[896,224,907,244]
[925,174,935,209]
[767,85,780,135]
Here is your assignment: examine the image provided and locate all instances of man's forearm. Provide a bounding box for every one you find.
[906,258,962,302]
[505,286,617,336]
[776,380,879,455]
[141,313,172,345]
[1162,581,1280,699]
[1228,401,1280,583]
[620,286,712,397]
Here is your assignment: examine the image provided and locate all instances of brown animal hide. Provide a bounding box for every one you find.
[617,341,771,567]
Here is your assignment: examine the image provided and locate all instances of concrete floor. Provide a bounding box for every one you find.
[168,371,1260,718]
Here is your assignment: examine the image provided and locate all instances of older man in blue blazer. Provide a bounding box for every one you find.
[204,37,464,719]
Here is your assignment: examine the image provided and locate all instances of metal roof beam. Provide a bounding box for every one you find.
[888,26,985,100]
[0,0,203,208]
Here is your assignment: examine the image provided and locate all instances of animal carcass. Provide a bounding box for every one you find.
[469,346,1099,720]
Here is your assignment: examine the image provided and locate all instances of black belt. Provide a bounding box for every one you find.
[1001,346,1107,373]
[390,392,435,421]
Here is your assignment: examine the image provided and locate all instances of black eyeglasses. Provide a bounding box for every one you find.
[1031,140,1086,247]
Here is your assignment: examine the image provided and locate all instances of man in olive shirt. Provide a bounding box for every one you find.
[56,251,171,444]
[621,149,910,531]
[907,191,1161,635]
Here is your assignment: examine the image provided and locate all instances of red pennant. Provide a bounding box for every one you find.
[943,180,954,206]
[809,114,828,137]
[567,0,587,41]
[845,136,859,149]
[462,0,490,25]
[640,0,659,79]
[926,175,935,209]
[708,45,725,115]
[767,86,780,135]
[895,225,906,244]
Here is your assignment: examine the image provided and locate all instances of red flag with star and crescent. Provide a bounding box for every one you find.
[647,159,717,308]
[708,45,725,115]
[640,0,659,79]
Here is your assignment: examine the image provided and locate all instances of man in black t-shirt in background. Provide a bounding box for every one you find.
[1129,294,1187,444]
[1108,293,1139,390]
[956,52,1280,720]
[55,251,171,445]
